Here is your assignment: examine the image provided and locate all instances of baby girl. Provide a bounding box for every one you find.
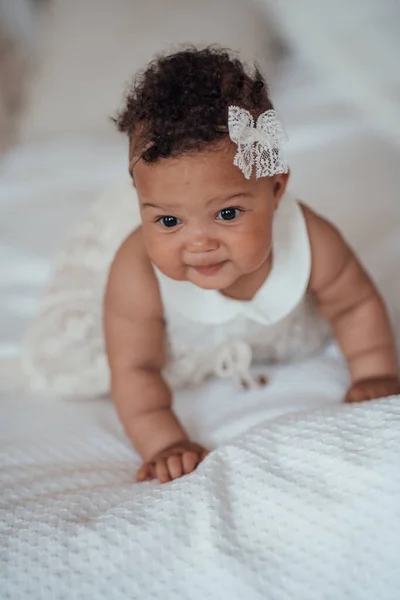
[26,47,400,483]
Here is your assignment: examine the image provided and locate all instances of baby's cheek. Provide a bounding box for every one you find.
[233,230,271,268]
[147,236,184,275]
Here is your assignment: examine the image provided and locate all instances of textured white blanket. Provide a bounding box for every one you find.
[2,388,400,599]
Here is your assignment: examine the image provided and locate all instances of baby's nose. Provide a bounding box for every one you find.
[185,224,219,253]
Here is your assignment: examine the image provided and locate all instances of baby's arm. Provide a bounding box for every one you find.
[104,230,207,482]
[303,204,400,402]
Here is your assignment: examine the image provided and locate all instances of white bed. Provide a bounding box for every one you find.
[1,4,400,598]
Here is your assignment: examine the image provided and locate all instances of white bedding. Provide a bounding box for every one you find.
[1,56,400,598]
[2,390,400,599]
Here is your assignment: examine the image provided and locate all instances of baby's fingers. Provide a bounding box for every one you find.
[167,455,183,479]
[345,388,365,403]
[136,463,155,482]
[155,459,171,484]
[182,451,199,475]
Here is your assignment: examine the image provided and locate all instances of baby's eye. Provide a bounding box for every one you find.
[158,216,181,228]
[216,207,241,221]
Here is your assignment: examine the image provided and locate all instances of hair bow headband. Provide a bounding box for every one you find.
[228,106,289,180]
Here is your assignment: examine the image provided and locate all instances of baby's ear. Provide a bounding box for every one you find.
[272,172,290,208]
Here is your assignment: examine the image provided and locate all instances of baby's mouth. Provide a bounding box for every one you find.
[190,261,227,276]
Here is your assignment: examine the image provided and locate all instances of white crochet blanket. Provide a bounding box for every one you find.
[2,386,400,599]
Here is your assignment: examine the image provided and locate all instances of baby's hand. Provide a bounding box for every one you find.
[136,441,209,484]
[345,376,400,403]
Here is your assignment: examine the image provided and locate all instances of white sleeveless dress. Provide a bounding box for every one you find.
[22,177,330,396]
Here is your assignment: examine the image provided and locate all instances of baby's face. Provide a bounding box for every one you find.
[134,144,288,292]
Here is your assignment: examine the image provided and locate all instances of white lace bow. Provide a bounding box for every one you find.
[228,106,289,180]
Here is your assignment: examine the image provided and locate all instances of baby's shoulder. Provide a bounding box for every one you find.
[112,226,147,268]
[300,203,344,246]
[105,227,162,318]
[300,203,354,292]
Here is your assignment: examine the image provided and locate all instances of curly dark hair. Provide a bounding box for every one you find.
[115,46,273,164]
